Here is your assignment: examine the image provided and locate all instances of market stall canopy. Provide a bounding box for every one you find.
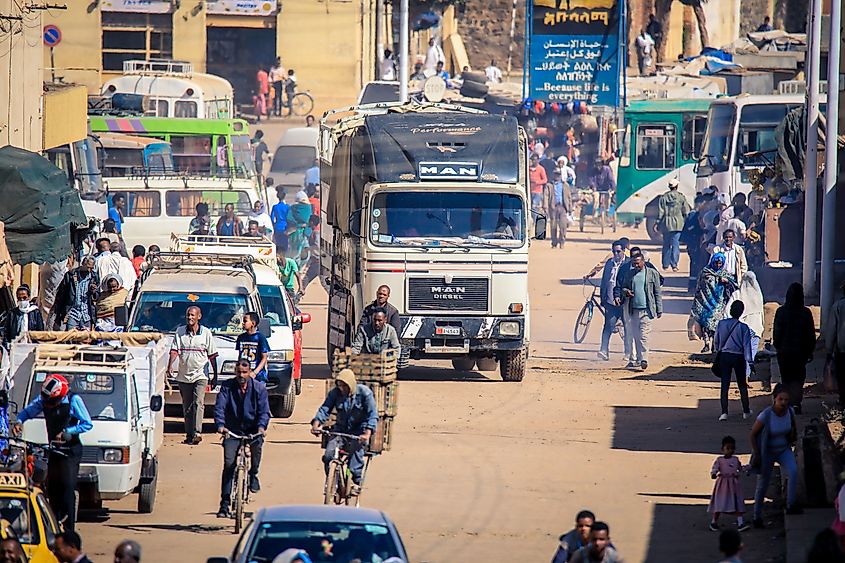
[0,145,87,265]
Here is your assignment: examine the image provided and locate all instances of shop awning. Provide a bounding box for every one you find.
[0,145,87,265]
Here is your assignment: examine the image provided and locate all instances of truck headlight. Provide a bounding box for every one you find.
[221,361,237,374]
[267,351,293,362]
[498,321,521,336]
[101,448,126,463]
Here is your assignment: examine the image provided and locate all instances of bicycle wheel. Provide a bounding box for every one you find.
[573,300,594,344]
[324,461,341,505]
[233,465,245,534]
[599,207,605,234]
[292,93,314,116]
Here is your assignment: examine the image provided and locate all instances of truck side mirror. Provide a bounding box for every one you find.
[259,317,272,336]
[114,305,129,328]
[150,395,163,412]
[300,312,312,324]
[349,209,363,238]
[533,215,547,240]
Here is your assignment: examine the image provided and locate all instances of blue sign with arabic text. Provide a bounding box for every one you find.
[529,0,622,107]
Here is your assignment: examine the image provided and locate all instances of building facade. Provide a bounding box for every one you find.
[43,0,377,112]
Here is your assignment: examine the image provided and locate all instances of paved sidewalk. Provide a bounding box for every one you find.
[785,508,832,563]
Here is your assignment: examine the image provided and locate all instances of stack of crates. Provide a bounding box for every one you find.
[329,348,399,453]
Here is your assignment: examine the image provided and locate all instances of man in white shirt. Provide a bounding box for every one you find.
[712,229,748,282]
[97,241,138,290]
[424,37,445,71]
[381,49,395,80]
[635,29,655,75]
[485,60,503,83]
[269,57,285,117]
[167,306,219,445]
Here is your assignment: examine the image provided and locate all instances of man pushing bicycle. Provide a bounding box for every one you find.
[310,369,378,495]
[215,359,270,518]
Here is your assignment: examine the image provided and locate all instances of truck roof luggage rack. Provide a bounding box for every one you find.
[146,252,257,283]
[171,235,275,254]
[33,344,129,369]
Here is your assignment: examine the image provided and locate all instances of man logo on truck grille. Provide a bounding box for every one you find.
[418,162,479,181]
[431,286,466,300]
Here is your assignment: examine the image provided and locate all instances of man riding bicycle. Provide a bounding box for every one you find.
[310,369,378,495]
[215,359,270,518]
[590,158,616,207]
[13,374,93,531]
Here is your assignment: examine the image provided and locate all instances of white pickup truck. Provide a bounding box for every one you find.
[9,331,166,513]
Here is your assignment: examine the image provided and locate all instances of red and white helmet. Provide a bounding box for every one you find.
[41,374,69,404]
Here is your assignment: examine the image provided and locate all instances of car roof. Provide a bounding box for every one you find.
[279,127,319,146]
[140,269,253,294]
[256,505,391,525]
[253,264,283,286]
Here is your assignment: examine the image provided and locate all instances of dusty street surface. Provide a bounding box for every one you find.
[79,225,785,562]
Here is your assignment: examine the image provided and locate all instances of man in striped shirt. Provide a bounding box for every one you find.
[167,306,218,445]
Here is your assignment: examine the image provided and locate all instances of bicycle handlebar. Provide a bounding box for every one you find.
[224,431,262,441]
[320,429,361,440]
[0,435,68,456]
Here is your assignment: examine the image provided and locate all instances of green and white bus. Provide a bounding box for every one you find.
[615,98,712,239]
[88,115,255,179]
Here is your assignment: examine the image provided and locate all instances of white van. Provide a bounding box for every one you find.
[266,127,319,199]
[101,60,234,120]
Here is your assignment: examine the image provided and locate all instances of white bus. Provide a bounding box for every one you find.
[695,94,804,199]
[101,60,234,120]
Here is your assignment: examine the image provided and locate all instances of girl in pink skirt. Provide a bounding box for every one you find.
[709,436,751,532]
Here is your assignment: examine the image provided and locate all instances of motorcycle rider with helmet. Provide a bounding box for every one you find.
[13,374,93,530]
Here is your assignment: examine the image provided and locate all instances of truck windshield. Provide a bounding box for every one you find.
[369,191,525,245]
[698,103,735,175]
[130,291,248,335]
[270,146,314,173]
[28,371,127,421]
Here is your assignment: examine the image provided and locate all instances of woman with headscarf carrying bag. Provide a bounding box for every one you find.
[690,253,738,353]
[726,271,765,381]
[95,274,129,332]
[773,282,816,414]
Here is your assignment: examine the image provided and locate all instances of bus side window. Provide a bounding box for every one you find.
[682,115,707,160]
[636,124,676,170]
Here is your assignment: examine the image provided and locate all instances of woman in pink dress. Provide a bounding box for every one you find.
[709,436,751,532]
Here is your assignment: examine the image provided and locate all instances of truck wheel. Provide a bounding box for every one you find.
[645,217,662,243]
[451,358,476,372]
[475,357,498,371]
[138,468,158,514]
[500,349,527,382]
[270,387,296,418]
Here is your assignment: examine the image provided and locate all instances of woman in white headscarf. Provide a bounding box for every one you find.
[726,270,764,377]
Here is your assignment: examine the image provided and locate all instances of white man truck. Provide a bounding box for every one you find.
[320,102,542,381]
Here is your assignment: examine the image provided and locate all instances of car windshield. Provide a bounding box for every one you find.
[130,291,248,335]
[28,371,127,421]
[270,146,314,174]
[359,83,401,104]
[258,285,289,327]
[0,498,39,545]
[369,191,525,245]
[698,103,735,175]
[247,520,402,563]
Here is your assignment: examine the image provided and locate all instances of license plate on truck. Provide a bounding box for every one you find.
[435,326,461,336]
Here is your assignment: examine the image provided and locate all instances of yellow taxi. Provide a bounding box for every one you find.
[0,472,60,562]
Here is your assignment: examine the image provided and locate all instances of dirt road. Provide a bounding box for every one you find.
[79,226,785,562]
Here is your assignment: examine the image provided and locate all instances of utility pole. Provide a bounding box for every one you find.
[376,0,384,79]
[399,0,409,102]
[802,0,822,294]
[821,0,841,322]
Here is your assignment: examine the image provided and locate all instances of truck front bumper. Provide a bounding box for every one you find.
[400,315,525,358]
[266,361,293,396]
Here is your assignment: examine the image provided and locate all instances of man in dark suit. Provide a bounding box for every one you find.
[53,531,93,563]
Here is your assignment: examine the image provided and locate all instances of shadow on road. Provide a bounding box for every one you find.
[623,364,713,383]
[397,366,497,382]
[106,522,234,535]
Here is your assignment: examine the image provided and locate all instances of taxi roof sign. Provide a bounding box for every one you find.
[0,473,27,488]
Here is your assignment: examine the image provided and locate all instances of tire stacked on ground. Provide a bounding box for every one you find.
[330,349,399,452]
